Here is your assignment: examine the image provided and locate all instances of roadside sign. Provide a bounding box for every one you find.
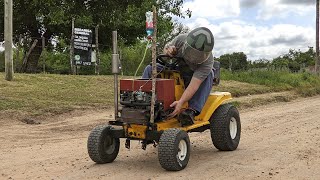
[74,28,92,66]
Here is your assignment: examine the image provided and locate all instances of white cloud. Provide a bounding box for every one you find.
[257,0,314,20]
[185,19,314,60]
[183,0,240,19]
[184,17,211,29]
[177,0,315,60]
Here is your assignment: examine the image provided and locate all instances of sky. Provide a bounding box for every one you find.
[177,0,316,60]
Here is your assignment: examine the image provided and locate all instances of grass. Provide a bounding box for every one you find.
[213,80,272,97]
[221,69,320,96]
[0,73,114,116]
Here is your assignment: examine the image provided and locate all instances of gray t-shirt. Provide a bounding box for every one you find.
[167,34,214,81]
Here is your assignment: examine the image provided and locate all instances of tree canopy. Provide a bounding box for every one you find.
[0,0,190,72]
[215,52,248,71]
[215,48,315,73]
[271,48,315,72]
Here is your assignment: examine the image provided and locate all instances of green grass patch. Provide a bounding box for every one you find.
[214,80,272,97]
[221,69,320,96]
[0,73,114,115]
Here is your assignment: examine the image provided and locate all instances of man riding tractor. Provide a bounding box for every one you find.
[87,28,240,171]
[142,27,215,126]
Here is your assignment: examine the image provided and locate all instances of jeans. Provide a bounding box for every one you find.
[142,64,214,114]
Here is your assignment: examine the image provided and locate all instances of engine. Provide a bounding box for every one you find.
[119,79,175,124]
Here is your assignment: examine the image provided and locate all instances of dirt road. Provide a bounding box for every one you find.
[1,96,320,180]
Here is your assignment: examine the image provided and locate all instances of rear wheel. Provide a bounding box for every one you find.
[87,125,120,163]
[158,128,190,171]
[210,104,241,151]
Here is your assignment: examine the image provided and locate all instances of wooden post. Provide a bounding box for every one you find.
[4,0,13,81]
[316,0,319,73]
[95,25,100,75]
[150,6,157,124]
[42,36,46,73]
[70,18,75,75]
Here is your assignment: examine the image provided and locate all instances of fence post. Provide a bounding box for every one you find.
[70,18,75,75]
[95,25,100,75]
[42,36,46,73]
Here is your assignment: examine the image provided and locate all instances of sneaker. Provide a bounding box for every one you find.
[178,108,196,127]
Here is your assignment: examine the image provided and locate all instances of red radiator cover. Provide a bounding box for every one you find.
[120,79,175,110]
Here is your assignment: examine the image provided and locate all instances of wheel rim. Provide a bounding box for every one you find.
[104,136,116,154]
[177,139,187,161]
[229,117,237,139]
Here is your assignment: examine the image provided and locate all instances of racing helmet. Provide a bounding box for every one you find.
[182,27,214,64]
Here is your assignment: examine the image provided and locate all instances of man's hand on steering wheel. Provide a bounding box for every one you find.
[163,45,177,57]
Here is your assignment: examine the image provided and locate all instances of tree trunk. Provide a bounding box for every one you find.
[24,38,42,73]
[20,39,38,73]
[22,30,52,73]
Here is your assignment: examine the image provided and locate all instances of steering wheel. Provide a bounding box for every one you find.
[156,54,183,69]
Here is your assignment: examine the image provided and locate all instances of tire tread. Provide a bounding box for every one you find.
[210,104,240,151]
[87,125,119,164]
[158,128,189,171]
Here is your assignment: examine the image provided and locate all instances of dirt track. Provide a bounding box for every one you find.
[1,96,320,180]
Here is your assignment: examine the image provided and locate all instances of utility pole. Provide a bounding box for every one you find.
[4,0,13,81]
[316,0,320,74]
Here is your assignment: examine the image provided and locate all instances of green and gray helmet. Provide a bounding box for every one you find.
[182,27,214,64]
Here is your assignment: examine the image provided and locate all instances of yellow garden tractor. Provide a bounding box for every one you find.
[87,32,241,171]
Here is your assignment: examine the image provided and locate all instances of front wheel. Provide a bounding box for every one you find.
[158,128,190,171]
[210,104,241,151]
[87,125,120,164]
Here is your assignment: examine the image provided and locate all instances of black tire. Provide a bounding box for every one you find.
[158,128,190,171]
[87,125,120,164]
[210,104,241,151]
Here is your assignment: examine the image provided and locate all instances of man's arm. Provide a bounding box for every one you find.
[169,77,203,117]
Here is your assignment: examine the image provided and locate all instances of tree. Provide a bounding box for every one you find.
[250,59,271,69]
[271,47,315,72]
[157,22,190,53]
[0,0,190,73]
[216,52,248,71]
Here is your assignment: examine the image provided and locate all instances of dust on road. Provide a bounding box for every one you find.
[1,96,320,180]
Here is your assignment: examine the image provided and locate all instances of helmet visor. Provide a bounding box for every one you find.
[182,42,211,64]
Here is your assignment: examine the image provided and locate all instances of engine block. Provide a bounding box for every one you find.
[119,79,175,124]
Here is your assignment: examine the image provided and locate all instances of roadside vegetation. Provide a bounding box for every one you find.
[1,71,320,116]
[221,69,320,97]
